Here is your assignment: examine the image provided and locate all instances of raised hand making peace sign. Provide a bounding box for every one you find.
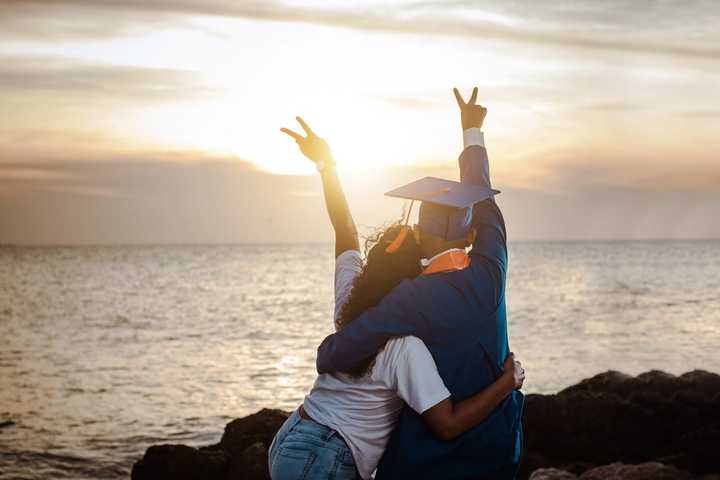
[281,116,334,167]
[453,87,487,131]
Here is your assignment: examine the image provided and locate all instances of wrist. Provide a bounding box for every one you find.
[462,128,485,149]
[500,371,515,391]
[462,120,483,130]
[316,158,336,174]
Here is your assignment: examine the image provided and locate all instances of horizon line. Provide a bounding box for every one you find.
[2,237,719,248]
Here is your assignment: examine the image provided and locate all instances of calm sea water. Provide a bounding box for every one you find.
[1,241,719,479]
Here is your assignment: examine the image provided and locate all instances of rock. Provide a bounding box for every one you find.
[529,462,695,480]
[522,370,720,477]
[559,371,633,397]
[578,462,691,480]
[529,468,578,479]
[635,371,684,397]
[522,390,662,464]
[218,409,288,456]
[224,442,268,480]
[132,370,720,480]
[678,422,720,473]
[132,409,289,480]
[131,444,228,480]
[679,370,720,397]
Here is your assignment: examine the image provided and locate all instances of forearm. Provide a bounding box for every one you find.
[316,313,401,373]
[317,283,424,373]
[461,141,507,267]
[279,117,358,256]
[319,166,359,257]
[424,373,514,440]
[450,374,513,435]
[460,135,490,188]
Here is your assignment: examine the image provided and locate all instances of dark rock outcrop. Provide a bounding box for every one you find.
[131,445,228,480]
[519,370,720,478]
[132,371,720,480]
[579,462,692,480]
[131,409,288,480]
[529,462,694,480]
[529,468,580,480]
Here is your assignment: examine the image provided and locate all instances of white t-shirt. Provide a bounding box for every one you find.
[302,250,450,479]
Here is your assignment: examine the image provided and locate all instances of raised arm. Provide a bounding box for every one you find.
[453,88,507,273]
[281,117,359,257]
[455,86,490,190]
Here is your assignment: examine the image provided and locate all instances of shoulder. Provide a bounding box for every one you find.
[334,249,363,324]
[375,335,450,414]
[368,275,430,312]
[334,249,363,287]
[335,249,362,270]
[373,336,429,379]
[381,335,430,361]
[395,335,425,350]
[366,274,446,318]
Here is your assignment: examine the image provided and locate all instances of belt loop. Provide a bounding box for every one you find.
[324,427,337,442]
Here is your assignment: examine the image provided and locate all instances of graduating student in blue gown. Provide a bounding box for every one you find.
[315,88,525,480]
[272,109,524,480]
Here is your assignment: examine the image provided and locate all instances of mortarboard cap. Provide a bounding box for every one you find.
[385,176,500,241]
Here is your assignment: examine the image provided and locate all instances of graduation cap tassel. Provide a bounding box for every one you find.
[403,200,415,226]
[386,201,415,254]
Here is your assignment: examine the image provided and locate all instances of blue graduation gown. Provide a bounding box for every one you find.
[315,145,524,479]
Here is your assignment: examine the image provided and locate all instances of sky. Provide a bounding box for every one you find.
[1,0,718,244]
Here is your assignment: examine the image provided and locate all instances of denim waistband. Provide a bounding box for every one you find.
[293,409,345,445]
[269,408,358,479]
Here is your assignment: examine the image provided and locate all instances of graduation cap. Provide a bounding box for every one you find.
[385,176,500,243]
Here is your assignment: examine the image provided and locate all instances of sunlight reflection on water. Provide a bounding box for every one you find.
[1,241,719,478]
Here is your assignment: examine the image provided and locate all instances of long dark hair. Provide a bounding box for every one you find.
[336,221,423,376]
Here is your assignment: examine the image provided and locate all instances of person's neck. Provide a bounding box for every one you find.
[422,246,445,259]
[421,245,466,261]
[421,240,467,260]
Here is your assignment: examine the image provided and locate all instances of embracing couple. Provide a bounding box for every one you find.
[269,88,525,480]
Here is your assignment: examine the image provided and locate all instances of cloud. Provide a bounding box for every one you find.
[1,0,719,60]
[498,184,720,241]
[379,96,441,110]
[0,55,221,101]
[576,102,647,112]
[675,110,720,118]
[0,166,75,182]
[515,148,720,195]
[0,1,171,40]
[0,154,328,244]
[3,154,719,245]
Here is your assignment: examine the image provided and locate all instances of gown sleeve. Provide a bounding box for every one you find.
[316,280,428,374]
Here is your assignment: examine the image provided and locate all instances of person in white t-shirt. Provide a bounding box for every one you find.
[269,116,525,480]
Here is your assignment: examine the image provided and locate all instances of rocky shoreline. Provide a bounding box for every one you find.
[131,370,720,479]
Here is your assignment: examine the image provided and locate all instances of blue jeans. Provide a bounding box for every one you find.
[268,409,360,480]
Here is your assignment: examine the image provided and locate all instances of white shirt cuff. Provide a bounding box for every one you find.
[463,128,484,149]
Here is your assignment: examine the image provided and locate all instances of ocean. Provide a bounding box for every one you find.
[1,241,719,479]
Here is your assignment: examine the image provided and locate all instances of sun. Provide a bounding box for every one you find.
[106,18,469,176]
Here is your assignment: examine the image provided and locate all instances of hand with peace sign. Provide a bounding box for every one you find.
[453,87,487,131]
[281,116,334,167]
[280,116,358,255]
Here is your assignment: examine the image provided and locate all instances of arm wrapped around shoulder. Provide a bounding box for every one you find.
[316,281,427,374]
